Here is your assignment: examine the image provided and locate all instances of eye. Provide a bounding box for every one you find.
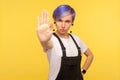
[65,20,71,23]
[57,19,62,22]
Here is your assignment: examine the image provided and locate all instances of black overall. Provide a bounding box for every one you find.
[53,33,83,80]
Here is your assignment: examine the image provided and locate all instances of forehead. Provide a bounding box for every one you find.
[59,14,72,21]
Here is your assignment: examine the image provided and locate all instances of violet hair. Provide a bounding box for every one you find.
[53,4,76,22]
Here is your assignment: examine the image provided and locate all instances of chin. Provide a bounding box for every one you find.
[57,31,67,35]
[60,31,66,34]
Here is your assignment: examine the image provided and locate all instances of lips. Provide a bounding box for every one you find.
[60,29,65,32]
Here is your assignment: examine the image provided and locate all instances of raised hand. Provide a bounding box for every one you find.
[37,10,53,42]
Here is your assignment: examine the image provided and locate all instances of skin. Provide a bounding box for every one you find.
[55,14,73,38]
[37,10,94,75]
[37,10,53,50]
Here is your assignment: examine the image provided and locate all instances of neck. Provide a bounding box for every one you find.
[55,32,69,39]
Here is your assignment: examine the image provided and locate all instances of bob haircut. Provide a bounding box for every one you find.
[53,4,76,22]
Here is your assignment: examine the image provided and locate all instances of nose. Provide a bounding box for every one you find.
[61,22,65,28]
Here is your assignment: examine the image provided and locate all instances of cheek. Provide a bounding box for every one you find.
[66,26,71,30]
[55,24,59,28]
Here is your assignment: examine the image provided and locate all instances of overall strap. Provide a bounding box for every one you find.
[69,34,81,56]
[53,33,66,57]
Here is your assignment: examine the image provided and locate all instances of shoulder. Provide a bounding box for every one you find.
[70,33,86,45]
[51,34,58,42]
[70,33,88,54]
[69,33,81,41]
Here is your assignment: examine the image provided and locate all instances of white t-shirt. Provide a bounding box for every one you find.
[45,34,88,80]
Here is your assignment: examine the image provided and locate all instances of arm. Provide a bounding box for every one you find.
[37,10,53,50]
[82,48,94,74]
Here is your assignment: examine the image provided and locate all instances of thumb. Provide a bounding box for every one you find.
[49,23,54,31]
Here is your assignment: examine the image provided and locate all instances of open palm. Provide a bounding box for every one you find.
[37,10,53,42]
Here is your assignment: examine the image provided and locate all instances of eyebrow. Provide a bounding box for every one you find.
[57,19,71,22]
[57,19,62,21]
[65,20,71,22]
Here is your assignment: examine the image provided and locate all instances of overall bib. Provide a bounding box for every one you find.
[53,33,83,80]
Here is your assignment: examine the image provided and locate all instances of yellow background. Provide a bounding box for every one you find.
[0,0,120,80]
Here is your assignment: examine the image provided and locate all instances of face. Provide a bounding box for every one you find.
[55,14,73,36]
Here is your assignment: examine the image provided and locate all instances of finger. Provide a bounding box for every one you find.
[41,11,44,24]
[39,10,49,25]
[43,10,46,24]
[45,11,49,24]
[49,23,54,31]
[44,10,47,24]
[43,10,49,24]
[46,11,50,24]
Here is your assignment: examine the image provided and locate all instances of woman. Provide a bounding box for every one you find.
[37,4,94,80]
